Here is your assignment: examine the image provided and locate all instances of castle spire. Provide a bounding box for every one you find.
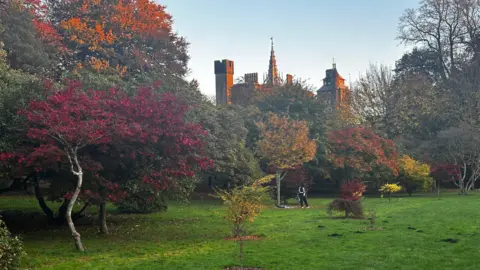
[266,37,280,86]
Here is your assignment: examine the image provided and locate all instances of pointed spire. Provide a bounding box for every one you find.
[267,37,280,86]
[332,57,336,69]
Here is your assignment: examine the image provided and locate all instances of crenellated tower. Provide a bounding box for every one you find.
[214,59,234,105]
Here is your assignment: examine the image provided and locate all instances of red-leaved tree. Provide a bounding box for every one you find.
[328,127,399,182]
[340,180,366,201]
[8,81,210,251]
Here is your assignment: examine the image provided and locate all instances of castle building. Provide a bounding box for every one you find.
[214,38,293,106]
[316,61,350,109]
[214,39,349,108]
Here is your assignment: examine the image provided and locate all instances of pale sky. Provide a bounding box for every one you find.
[160,0,419,97]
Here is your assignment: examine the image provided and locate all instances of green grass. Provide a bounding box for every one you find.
[1,193,479,269]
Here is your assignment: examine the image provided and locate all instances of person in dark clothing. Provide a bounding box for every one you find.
[298,183,309,208]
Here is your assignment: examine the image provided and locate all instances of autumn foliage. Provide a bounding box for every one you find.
[328,127,399,178]
[215,175,273,237]
[256,113,316,206]
[257,113,316,170]
[20,0,187,77]
[398,155,433,193]
[340,180,367,201]
[1,81,210,250]
[379,183,402,201]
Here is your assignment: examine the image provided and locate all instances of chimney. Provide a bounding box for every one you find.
[286,74,293,85]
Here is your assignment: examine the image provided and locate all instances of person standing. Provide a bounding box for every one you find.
[298,183,309,208]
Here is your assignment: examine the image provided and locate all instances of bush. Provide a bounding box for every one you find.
[327,199,364,218]
[398,155,434,195]
[0,217,25,270]
[340,180,366,201]
[115,181,167,214]
[216,175,272,237]
[379,183,402,201]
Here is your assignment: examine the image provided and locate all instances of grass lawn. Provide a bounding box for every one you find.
[1,193,479,269]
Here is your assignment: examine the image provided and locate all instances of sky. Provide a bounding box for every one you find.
[160,0,419,97]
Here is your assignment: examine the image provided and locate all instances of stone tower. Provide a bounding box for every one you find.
[317,60,349,108]
[265,37,280,86]
[214,59,234,105]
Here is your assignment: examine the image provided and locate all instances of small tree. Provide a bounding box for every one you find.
[17,81,210,251]
[340,179,366,201]
[379,183,402,202]
[215,175,273,267]
[256,113,316,206]
[398,154,433,195]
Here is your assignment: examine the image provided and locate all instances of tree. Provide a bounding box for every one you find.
[0,0,61,77]
[256,113,316,206]
[328,127,399,183]
[43,0,189,79]
[397,0,480,80]
[202,106,262,187]
[379,183,402,202]
[426,123,480,194]
[3,81,210,251]
[215,174,273,268]
[397,154,434,195]
[0,41,44,190]
[394,48,444,82]
[340,180,366,201]
[352,63,395,138]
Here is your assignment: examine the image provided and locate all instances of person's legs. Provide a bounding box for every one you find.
[299,194,304,207]
[302,196,309,208]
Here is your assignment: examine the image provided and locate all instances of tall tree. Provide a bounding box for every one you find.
[352,63,395,138]
[44,0,189,80]
[256,113,316,206]
[397,0,480,80]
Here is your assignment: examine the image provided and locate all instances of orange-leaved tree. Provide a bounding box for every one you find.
[256,113,316,206]
[25,0,188,78]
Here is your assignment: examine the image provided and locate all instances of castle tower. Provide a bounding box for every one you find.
[317,59,349,108]
[266,37,280,86]
[214,59,234,105]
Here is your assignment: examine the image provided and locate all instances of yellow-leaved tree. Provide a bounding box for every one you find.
[256,113,316,206]
[379,183,402,201]
[215,174,274,237]
[398,155,433,195]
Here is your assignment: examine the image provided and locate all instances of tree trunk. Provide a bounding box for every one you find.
[437,180,440,199]
[99,202,108,235]
[33,173,54,221]
[66,152,85,251]
[276,171,281,206]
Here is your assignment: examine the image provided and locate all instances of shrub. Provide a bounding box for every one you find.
[115,181,167,214]
[0,218,25,270]
[340,180,366,201]
[215,175,272,237]
[398,155,434,195]
[379,183,402,201]
[327,199,364,218]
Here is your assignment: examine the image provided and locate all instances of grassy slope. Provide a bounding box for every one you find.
[1,194,479,270]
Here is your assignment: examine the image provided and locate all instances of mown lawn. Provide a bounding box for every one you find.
[1,193,479,270]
